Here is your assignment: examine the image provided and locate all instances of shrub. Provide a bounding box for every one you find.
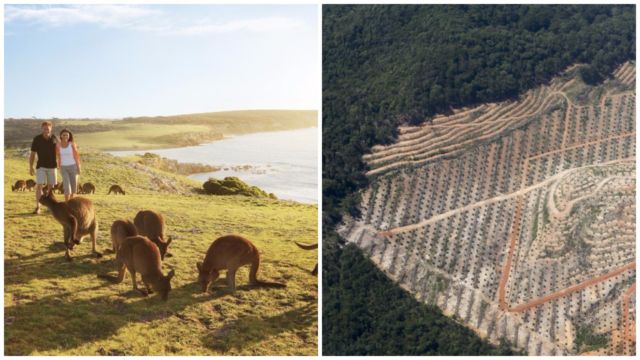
[202,177,275,199]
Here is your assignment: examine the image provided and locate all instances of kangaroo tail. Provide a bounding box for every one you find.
[294,241,318,250]
[249,251,286,288]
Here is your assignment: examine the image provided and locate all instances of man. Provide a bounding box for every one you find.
[29,121,58,214]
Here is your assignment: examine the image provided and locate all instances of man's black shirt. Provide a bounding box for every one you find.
[31,134,58,169]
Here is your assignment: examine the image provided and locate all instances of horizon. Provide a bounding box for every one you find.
[5,4,319,118]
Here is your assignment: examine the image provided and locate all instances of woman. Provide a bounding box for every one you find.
[56,128,82,201]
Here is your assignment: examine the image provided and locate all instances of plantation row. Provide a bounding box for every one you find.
[359,65,635,235]
[340,63,636,355]
[613,61,636,86]
[365,63,635,178]
[359,127,634,235]
[340,168,635,355]
[365,77,566,175]
[338,208,565,355]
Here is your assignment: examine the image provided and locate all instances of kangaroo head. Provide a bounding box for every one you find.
[155,237,171,260]
[39,188,56,206]
[196,261,216,293]
[155,269,175,301]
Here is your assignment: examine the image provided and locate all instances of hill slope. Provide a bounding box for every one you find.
[4,151,318,355]
[5,109,317,151]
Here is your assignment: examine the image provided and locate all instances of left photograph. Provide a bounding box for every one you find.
[4,4,318,355]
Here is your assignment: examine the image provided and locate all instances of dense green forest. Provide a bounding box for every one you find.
[322,5,635,355]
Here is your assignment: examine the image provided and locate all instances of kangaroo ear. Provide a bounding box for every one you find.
[167,269,175,279]
[167,236,173,245]
[196,261,202,272]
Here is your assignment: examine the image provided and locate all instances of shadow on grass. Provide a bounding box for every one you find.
[268,259,317,278]
[5,278,313,355]
[201,302,317,354]
[5,246,115,286]
[4,211,40,219]
[4,281,210,355]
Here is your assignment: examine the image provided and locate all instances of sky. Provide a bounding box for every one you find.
[4,4,318,118]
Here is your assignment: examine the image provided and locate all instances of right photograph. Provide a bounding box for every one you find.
[323,4,635,356]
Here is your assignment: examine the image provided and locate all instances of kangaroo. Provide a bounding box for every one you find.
[295,242,318,276]
[98,235,175,300]
[110,219,138,254]
[134,210,172,260]
[196,235,286,293]
[12,180,26,192]
[25,179,36,191]
[38,189,101,261]
[81,182,96,194]
[53,182,64,194]
[108,184,125,195]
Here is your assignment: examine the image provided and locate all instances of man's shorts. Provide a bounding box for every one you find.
[36,167,57,185]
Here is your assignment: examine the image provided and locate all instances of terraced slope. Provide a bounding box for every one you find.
[338,62,635,355]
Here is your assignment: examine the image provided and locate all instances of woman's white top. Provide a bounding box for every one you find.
[60,143,76,166]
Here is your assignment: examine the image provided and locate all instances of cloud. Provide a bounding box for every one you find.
[4,5,304,35]
[5,5,161,28]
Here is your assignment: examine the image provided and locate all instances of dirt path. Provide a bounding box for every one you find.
[498,196,524,310]
[508,262,635,313]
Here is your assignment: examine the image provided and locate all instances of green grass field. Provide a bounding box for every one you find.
[79,123,212,151]
[4,151,318,355]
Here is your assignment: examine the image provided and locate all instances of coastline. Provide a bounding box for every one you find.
[109,127,318,204]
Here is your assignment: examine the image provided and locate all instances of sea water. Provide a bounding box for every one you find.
[110,127,317,204]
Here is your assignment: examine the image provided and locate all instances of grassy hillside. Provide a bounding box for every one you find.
[4,150,318,355]
[5,109,317,151]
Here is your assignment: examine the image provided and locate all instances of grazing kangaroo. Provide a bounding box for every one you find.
[134,210,172,260]
[110,219,138,253]
[53,182,64,194]
[25,179,36,191]
[38,189,101,261]
[81,182,96,194]
[196,235,286,293]
[98,235,175,300]
[108,184,125,195]
[12,180,26,192]
[295,242,318,276]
